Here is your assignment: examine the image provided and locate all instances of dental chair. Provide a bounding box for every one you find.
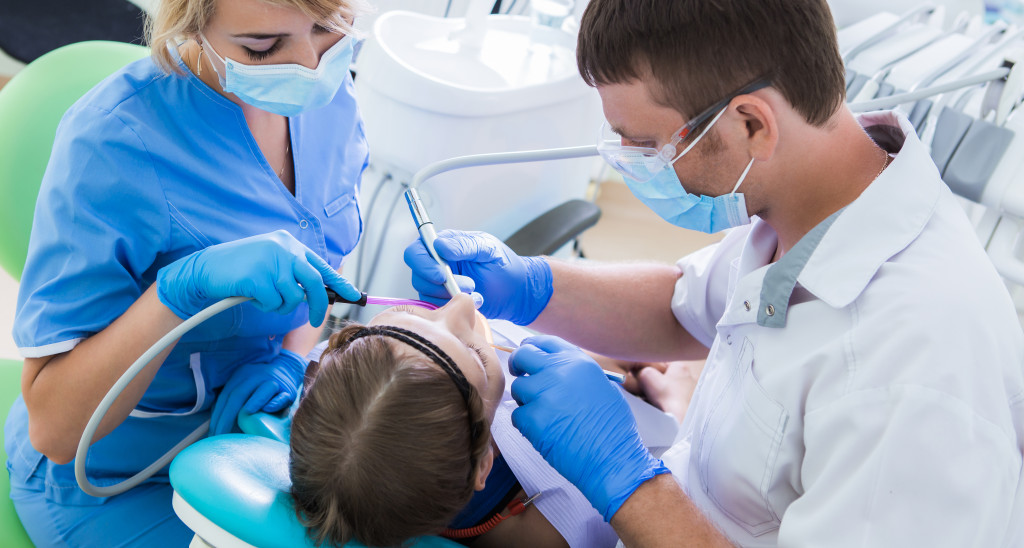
[0,39,150,548]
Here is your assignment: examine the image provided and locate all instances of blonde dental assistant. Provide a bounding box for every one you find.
[5,0,369,545]
[406,0,1024,546]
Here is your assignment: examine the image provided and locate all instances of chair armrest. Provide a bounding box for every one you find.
[504,199,601,256]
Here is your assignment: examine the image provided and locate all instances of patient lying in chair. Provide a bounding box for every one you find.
[289,293,677,548]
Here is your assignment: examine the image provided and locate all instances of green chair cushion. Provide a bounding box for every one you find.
[0,358,32,547]
[0,40,148,281]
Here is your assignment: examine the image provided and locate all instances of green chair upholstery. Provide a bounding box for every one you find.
[0,359,30,547]
[0,40,149,281]
[0,40,151,548]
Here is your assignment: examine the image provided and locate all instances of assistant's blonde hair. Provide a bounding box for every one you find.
[145,0,370,75]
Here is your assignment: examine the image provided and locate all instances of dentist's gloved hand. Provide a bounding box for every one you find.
[509,335,671,522]
[210,349,306,436]
[404,230,552,325]
[157,230,360,326]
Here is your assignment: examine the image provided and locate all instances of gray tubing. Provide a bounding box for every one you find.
[75,296,249,498]
[848,68,1009,112]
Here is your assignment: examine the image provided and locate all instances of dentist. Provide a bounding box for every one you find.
[6,0,367,545]
[406,0,1024,545]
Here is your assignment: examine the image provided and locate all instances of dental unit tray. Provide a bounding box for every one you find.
[841,6,1024,287]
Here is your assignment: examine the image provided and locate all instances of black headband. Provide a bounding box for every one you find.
[347,325,484,442]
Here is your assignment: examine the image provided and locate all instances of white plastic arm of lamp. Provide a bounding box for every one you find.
[987,215,1024,287]
[409,145,600,189]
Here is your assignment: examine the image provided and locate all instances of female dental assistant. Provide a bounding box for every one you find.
[5,0,369,545]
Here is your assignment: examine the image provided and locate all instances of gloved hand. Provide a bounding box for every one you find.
[403,230,552,325]
[509,335,671,522]
[157,230,360,326]
[209,349,306,435]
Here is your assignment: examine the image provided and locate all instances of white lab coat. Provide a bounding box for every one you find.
[663,111,1024,547]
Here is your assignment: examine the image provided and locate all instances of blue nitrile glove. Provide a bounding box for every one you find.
[209,349,306,435]
[509,335,672,522]
[403,230,552,325]
[157,230,360,326]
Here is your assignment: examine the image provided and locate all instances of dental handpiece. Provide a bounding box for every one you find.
[404,188,462,299]
[325,289,439,310]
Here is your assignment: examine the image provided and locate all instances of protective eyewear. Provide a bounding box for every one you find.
[597,79,771,183]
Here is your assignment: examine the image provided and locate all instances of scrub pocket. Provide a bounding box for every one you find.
[323,190,362,260]
[698,340,788,537]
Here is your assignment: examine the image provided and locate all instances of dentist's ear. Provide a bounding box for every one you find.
[473,445,495,491]
[731,93,780,162]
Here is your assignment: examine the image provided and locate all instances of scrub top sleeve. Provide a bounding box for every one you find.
[14,105,171,358]
[670,235,738,348]
[777,386,1019,547]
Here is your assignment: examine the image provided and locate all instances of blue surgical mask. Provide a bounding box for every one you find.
[625,160,753,233]
[201,34,354,117]
[620,108,754,233]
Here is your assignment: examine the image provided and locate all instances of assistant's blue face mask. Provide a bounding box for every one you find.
[619,107,755,234]
[201,34,354,117]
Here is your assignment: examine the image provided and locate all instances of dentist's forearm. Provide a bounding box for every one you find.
[531,260,705,362]
[21,285,182,464]
[612,474,733,548]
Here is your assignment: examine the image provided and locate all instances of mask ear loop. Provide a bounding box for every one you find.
[731,157,756,194]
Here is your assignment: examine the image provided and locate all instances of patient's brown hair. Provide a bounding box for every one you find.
[290,323,492,547]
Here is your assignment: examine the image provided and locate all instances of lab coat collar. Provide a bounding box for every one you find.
[796,111,942,309]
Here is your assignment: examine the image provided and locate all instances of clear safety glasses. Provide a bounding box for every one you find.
[596,79,771,183]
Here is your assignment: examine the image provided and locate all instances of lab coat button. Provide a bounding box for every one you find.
[299,220,310,229]
[726,334,733,345]
[766,304,775,316]
[743,300,751,311]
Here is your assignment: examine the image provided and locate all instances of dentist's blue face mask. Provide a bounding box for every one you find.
[597,79,769,233]
[201,33,354,117]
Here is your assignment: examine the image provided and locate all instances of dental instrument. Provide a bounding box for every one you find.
[489,342,626,384]
[405,188,462,300]
[848,67,1010,112]
[325,288,440,310]
[842,4,937,63]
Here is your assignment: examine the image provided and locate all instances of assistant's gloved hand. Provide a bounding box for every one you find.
[509,335,671,522]
[210,349,306,436]
[403,230,552,325]
[157,230,360,326]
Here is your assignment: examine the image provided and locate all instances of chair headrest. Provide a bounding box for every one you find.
[170,434,316,548]
[170,434,465,548]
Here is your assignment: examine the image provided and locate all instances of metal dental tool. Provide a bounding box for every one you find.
[405,188,462,299]
[489,343,627,384]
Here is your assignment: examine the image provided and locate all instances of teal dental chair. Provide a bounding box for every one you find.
[0,39,151,548]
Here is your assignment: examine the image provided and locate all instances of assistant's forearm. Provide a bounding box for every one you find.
[612,474,733,548]
[531,260,704,362]
[21,285,183,464]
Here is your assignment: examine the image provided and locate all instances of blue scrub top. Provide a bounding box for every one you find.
[6,53,368,505]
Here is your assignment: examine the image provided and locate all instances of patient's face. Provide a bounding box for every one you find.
[369,293,506,419]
